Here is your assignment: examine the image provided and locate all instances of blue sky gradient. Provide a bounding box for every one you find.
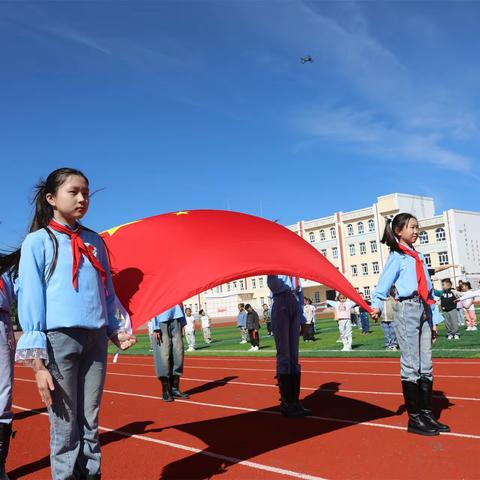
[1,1,479,247]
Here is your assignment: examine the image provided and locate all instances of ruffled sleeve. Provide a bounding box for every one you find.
[15,233,48,364]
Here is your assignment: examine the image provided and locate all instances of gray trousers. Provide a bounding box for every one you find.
[394,299,433,383]
[0,312,15,425]
[46,327,108,480]
[443,309,460,336]
[271,291,302,375]
[152,319,184,378]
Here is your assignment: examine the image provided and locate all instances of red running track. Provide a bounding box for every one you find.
[8,357,480,479]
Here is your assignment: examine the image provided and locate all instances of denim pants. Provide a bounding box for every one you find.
[394,299,433,383]
[0,312,15,425]
[360,312,370,333]
[152,319,184,378]
[381,321,397,347]
[46,327,108,480]
[271,291,302,375]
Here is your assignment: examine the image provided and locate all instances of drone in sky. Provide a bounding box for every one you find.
[300,56,314,64]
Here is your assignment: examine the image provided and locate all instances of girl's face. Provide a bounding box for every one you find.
[338,295,347,302]
[46,175,90,226]
[396,218,419,246]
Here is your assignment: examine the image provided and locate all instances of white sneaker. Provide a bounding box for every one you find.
[240,340,247,344]
[454,334,460,340]
[472,326,478,331]
[248,346,255,351]
[447,334,453,340]
[341,346,352,351]
[187,347,195,352]
[254,346,259,351]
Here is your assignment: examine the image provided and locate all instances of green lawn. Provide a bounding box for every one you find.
[111,317,480,359]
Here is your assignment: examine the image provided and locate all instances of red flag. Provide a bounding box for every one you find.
[101,210,372,330]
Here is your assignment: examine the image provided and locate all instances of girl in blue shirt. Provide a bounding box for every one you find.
[371,213,449,437]
[7,168,136,480]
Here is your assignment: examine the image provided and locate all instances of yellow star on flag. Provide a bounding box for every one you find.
[102,220,142,237]
[175,211,190,216]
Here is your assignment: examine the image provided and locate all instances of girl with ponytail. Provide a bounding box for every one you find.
[15,168,136,480]
[371,213,450,437]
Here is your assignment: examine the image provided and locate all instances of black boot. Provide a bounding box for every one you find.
[170,376,190,399]
[159,377,174,402]
[418,378,450,432]
[402,381,438,436]
[292,372,312,417]
[277,374,304,418]
[0,423,12,480]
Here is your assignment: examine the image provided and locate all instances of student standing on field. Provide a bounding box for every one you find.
[199,309,212,344]
[371,213,449,437]
[262,303,272,336]
[236,303,248,344]
[13,168,136,479]
[440,279,461,340]
[151,305,189,402]
[245,304,260,351]
[184,307,196,352]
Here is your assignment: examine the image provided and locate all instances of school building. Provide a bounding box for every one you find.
[183,193,480,318]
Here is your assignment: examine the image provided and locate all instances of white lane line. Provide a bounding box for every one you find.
[11,404,325,480]
[102,371,480,402]
[14,379,480,440]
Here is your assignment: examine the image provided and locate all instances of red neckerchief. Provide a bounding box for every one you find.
[48,220,107,291]
[0,278,6,296]
[397,243,434,304]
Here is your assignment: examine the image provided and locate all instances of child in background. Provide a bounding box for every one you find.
[245,304,260,351]
[263,303,272,336]
[184,307,196,352]
[371,213,449,436]
[382,287,398,350]
[236,303,248,344]
[458,283,478,331]
[13,168,136,479]
[322,295,356,351]
[440,279,461,340]
[0,271,16,480]
[199,309,212,344]
[358,293,371,334]
[303,297,316,342]
[456,283,466,326]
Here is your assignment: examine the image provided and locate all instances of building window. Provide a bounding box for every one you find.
[321,249,327,257]
[330,227,336,239]
[347,224,354,236]
[438,251,449,265]
[252,278,256,289]
[359,242,366,255]
[233,281,237,289]
[419,231,429,244]
[260,297,265,305]
[357,222,364,235]
[363,286,371,299]
[370,240,377,253]
[351,265,358,277]
[259,277,264,288]
[372,261,379,274]
[239,280,244,290]
[309,232,315,243]
[332,247,338,259]
[349,244,356,256]
[319,229,325,241]
[368,219,375,232]
[436,228,446,242]
[361,263,368,276]
[424,253,432,267]
[314,291,320,303]
[227,283,231,291]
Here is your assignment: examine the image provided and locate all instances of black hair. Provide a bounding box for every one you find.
[442,278,452,285]
[380,213,417,254]
[238,303,245,308]
[199,309,205,315]
[0,168,89,280]
[244,304,252,310]
[464,281,472,289]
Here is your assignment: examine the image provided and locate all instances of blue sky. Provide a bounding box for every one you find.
[1,1,479,247]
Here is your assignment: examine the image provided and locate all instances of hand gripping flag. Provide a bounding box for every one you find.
[101,210,373,330]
